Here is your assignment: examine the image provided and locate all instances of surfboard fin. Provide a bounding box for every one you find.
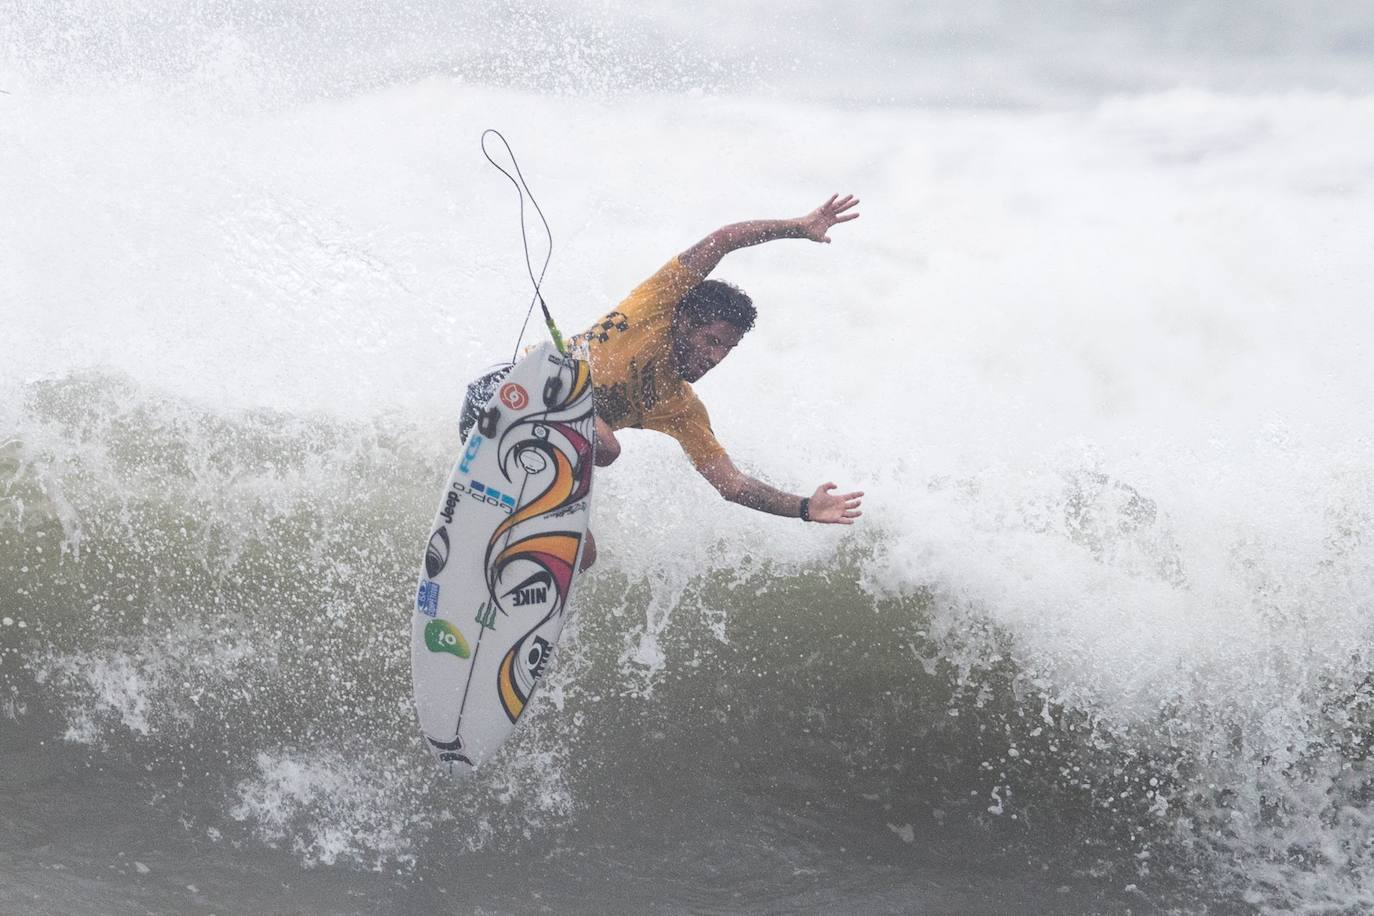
[477,406,501,438]
[542,375,563,407]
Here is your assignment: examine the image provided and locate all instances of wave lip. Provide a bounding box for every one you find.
[4,373,1373,912]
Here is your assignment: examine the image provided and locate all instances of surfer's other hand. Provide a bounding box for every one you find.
[809,482,864,524]
[797,194,860,243]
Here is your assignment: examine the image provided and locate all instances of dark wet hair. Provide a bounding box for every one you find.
[676,279,756,333]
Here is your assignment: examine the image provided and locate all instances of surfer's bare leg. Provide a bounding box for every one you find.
[580,530,597,571]
[581,410,616,572]
[582,418,616,571]
[594,416,620,467]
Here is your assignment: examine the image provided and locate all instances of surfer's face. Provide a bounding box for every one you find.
[673,319,746,382]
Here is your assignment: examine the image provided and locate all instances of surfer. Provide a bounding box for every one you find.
[572,194,865,568]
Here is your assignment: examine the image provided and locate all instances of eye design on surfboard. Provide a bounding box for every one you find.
[497,634,553,722]
[425,527,451,578]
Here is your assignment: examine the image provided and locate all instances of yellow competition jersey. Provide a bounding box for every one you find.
[570,257,727,467]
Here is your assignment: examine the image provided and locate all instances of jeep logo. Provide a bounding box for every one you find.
[440,485,461,525]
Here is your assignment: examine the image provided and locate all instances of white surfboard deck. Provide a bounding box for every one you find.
[411,342,595,773]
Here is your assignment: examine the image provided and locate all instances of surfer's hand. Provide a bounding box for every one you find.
[808,482,863,524]
[797,194,860,243]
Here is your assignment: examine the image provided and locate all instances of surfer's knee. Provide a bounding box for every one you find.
[595,444,619,467]
[593,418,620,467]
[579,530,597,571]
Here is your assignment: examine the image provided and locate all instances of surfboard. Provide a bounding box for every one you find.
[411,342,595,773]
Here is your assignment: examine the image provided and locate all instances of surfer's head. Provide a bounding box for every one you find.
[672,280,755,382]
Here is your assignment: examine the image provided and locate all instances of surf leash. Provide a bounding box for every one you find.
[480,129,569,359]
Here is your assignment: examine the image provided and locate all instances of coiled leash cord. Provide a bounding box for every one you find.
[480,129,569,359]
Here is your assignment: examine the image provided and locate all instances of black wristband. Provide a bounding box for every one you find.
[799,497,811,522]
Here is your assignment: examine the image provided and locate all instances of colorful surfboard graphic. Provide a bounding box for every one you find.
[411,343,596,772]
[483,355,596,723]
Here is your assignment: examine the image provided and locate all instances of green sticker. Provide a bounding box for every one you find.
[425,619,471,658]
[475,600,498,632]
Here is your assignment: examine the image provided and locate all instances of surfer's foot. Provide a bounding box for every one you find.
[580,530,597,572]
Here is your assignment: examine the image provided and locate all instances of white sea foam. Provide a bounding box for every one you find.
[230,750,426,869]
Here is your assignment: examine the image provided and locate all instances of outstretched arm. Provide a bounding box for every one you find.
[696,454,863,525]
[679,194,860,277]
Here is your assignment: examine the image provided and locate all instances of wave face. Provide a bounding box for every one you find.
[5,4,1374,914]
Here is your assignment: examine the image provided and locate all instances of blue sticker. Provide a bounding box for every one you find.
[416,580,441,617]
[471,480,514,505]
[459,435,484,475]
[451,480,515,516]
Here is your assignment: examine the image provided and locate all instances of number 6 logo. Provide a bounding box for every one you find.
[499,383,529,410]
